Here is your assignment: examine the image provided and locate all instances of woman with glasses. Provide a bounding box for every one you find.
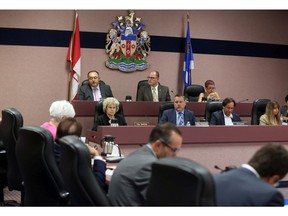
[198,79,221,102]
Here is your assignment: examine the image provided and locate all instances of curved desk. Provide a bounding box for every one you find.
[86,125,288,174]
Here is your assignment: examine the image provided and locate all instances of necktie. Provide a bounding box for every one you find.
[93,87,99,101]
[152,87,158,102]
[178,112,184,126]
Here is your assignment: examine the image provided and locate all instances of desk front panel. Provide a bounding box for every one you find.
[87,125,288,174]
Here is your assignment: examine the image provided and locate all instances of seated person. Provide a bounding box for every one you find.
[136,70,171,102]
[41,100,75,140]
[213,143,288,206]
[78,70,113,101]
[55,117,107,192]
[198,79,220,102]
[259,100,282,125]
[280,94,288,122]
[159,94,196,126]
[92,97,127,131]
[210,97,241,125]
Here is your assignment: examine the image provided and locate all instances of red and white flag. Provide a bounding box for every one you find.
[66,12,81,101]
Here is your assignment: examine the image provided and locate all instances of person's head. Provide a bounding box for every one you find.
[222,97,236,117]
[174,94,186,112]
[147,70,160,87]
[55,117,82,143]
[285,95,288,104]
[49,100,75,122]
[87,70,100,88]
[204,80,216,95]
[265,100,280,117]
[149,122,182,158]
[103,97,120,116]
[248,143,288,185]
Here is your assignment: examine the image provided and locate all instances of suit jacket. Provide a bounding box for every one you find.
[213,167,284,206]
[210,110,241,125]
[78,83,113,101]
[108,145,157,206]
[92,113,127,131]
[136,84,171,102]
[159,108,196,125]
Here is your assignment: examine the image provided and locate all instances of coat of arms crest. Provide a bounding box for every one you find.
[105,10,151,72]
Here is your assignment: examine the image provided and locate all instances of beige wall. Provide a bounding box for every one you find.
[0,10,288,126]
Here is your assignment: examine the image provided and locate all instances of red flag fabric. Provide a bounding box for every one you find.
[67,12,81,101]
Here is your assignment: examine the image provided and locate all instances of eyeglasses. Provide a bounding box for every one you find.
[147,76,157,80]
[159,139,179,153]
[89,76,99,80]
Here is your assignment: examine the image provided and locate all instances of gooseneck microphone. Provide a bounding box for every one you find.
[170,90,176,97]
[237,99,249,103]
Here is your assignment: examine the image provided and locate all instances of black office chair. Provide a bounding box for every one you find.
[16,126,70,206]
[59,135,111,206]
[158,102,174,123]
[0,108,24,205]
[184,84,205,102]
[204,101,223,124]
[146,157,216,206]
[92,100,124,130]
[136,79,149,100]
[251,99,270,125]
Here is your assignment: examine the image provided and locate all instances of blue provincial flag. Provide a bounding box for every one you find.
[183,20,194,88]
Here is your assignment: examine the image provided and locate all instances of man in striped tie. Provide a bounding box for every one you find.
[159,94,196,126]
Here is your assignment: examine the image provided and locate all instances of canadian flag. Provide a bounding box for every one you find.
[66,12,81,101]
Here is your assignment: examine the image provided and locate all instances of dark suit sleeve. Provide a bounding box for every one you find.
[210,112,217,125]
[92,159,108,193]
[105,85,113,98]
[232,113,242,122]
[116,114,127,126]
[188,111,196,125]
[78,85,91,100]
[92,115,107,131]
[159,110,169,125]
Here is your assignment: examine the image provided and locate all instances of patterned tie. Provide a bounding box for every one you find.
[93,87,99,101]
[178,112,184,126]
[152,87,158,102]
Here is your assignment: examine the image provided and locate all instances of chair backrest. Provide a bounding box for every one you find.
[136,79,149,100]
[251,99,271,125]
[184,84,205,102]
[0,108,23,191]
[204,101,223,124]
[16,126,69,206]
[146,157,216,206]
[158,102,175,123]
[59,135,111,206]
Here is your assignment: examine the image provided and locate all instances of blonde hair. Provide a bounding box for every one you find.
[103,97,120,113]
[265,100,281,125]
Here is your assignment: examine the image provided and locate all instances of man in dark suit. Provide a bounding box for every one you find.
[159,94,196,126]
[210,97,241,125]
[78,70,113,101]
[136,70,171,102]
[213,143,288,206]
[108,123,182,206]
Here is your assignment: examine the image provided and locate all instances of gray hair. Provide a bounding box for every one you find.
[103,97,120,113]
[49,100,75,120]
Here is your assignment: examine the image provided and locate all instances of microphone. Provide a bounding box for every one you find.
[214,165,237,173]
[170,90,176,97]
[237,99,249,103]
[214,165,224,172]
